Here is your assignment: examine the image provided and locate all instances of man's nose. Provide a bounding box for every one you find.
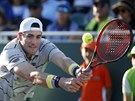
[31,37,37,44]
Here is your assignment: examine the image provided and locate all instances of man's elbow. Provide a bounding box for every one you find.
[12,66,32,81]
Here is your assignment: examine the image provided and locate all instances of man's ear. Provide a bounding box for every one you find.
[18,32,22,40]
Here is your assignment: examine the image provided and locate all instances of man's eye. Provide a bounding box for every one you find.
[37,36,42,39]
[27,35,33,38]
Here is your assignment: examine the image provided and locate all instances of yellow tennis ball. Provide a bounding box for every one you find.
[82,32,93,44]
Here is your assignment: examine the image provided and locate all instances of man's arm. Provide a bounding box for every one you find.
[123,93,133,101]
[51,52,91,82]
[11,61,48,86]
[50,52,77,74]
[103,67,112,101]
[11,61,82,92]
[122,71,133,101]
[106,88,112,101]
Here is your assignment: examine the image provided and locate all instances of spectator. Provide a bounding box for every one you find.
[46,2,79,41]
[9,0,26,28]
[0,0,13,21]
[85,0,112,32]
[129,0,135,6]
[41,0,61,21]
[22,0,62,22]
[28,1,52,31]
[122,46,135,101]
[0,10,16,31]
[73,0,93,9]
[0,10,16,41]
[71,0,93,29]
[79,40,112,101]
[112,0,135,29]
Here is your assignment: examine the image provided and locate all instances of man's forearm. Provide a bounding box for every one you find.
[123,93,133,101]
[51,53,79,76]
[106,88,112,101]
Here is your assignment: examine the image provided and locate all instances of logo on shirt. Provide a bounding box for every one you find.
[93,76,100,80]
[12,57,20,63]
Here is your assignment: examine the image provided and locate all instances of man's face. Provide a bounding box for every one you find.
[19,30,42,57]
[29,6,42,17]
[57,12,70,23]
[93,2,109,17]
[81,48,94,62]
[116,7,131,22]
[131,55,135,67]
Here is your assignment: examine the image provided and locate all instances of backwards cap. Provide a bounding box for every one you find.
[93,0,110,6]
[81,41,96,51]
[19,17,43,32]
[57,1,71,13]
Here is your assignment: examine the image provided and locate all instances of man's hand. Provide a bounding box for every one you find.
[76,68,92,83]
[58,77,83,93]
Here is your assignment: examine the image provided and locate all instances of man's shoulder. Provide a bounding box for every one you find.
[126,67,135,77]
[123,68,135,83]
[93,64,110,74]
[70,21,79,31]
[3,38,18,50]
[41,38,51,45]
[87,17,96,24]
[46,22,58,31]
[125,67,135,93]
[40,38,56,50]
[87,16,113,24]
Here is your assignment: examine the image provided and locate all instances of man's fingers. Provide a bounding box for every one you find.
[76,69,92,83]
[61,77,82,93]
[68,78,81,89]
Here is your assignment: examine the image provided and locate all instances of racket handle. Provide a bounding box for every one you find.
[85,66,91,72]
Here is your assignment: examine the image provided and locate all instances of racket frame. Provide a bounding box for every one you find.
[86,19,133,71]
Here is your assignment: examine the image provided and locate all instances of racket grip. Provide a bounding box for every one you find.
[85,66,91,72]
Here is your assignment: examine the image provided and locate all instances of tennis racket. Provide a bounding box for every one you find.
[86,19,133,71]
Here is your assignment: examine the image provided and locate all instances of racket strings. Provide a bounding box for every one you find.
[97,21,131,61]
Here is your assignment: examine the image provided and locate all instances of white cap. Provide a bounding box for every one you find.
[19,17,43,32]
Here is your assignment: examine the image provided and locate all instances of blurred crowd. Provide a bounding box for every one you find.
[0,0,135,41]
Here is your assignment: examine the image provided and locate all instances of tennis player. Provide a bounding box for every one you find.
[122,46,135,101]
[0,17,91,101]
